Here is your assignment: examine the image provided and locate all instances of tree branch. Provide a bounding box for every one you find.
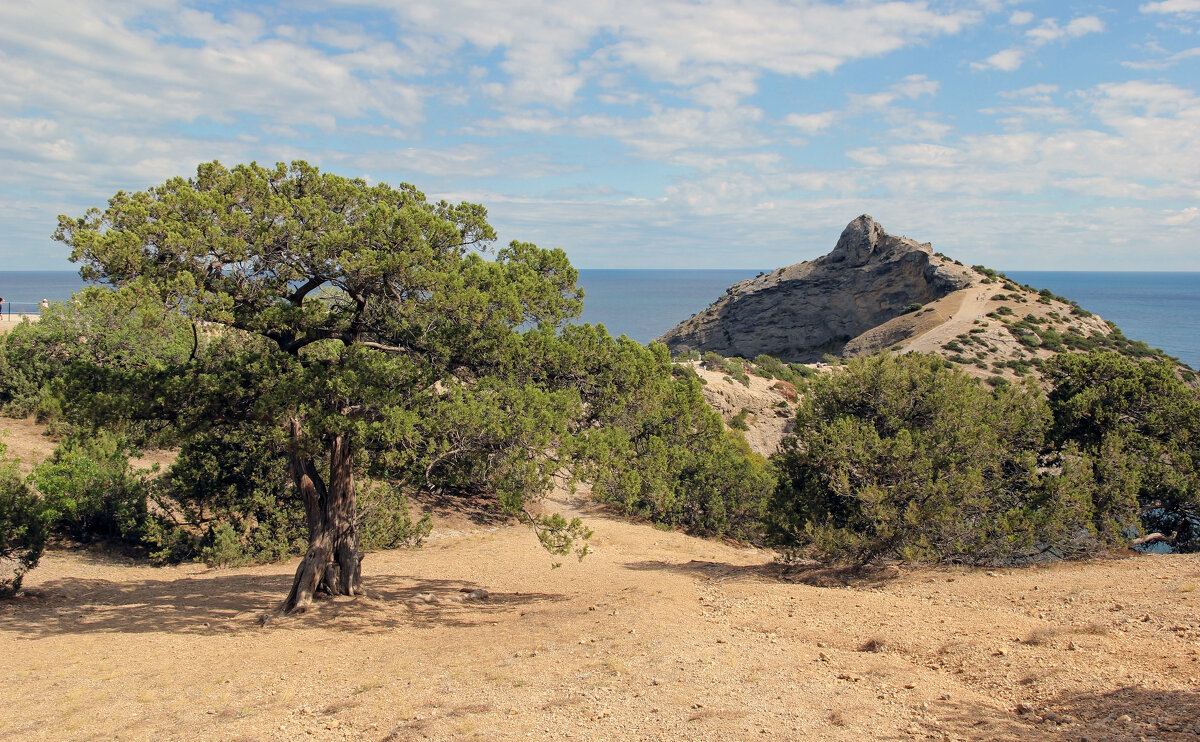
[287,276,325,305]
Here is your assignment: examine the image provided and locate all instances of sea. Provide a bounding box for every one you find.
[2,269,1197,369]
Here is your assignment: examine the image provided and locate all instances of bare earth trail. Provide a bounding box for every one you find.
[2,474,1199,741]
[902,285,996,357]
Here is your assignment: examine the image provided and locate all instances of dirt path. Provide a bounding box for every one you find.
[903,284,994,356]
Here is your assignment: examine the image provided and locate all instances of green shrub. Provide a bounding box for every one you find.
[750,354,811,387]
[901,303,923,314]
[1045,352,1200,550]
[770,353,1084,565]
[729,408,751,431]
[141,426,306,565]
[0,443,48,596]
[32,431,149,544]
[0,287,194,419]
[575,339,774,541]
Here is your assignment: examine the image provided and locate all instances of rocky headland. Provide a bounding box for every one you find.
[658,215,975,362]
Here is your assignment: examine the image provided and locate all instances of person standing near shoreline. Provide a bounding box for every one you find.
[40,299,49,312]
[0,296,5,319]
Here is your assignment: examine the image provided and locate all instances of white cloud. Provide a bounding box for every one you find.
[971,48,1025,71]
[1009,10,1035,25]
[1164,206,1199,224]
[0,1,426,131]
[1026,16,1106,45]
[1000,84,1060,102]
[975,15,1104,73]
[373,0,979,107]
[783,111,838,135]
[851,74,940,111]
[1140,0,1200,13]
[1123,45,1200,69]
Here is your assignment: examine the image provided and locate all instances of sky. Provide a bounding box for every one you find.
[2,0,1199,271]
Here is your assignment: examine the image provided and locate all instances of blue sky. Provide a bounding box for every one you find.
[2,0,1199,270]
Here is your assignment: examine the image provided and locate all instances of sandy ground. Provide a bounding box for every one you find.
[2,477,1199,742]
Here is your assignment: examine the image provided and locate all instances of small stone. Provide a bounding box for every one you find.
[1015,702,1035,715]
[1067,640,1078,651]
[1116,714,1132,724]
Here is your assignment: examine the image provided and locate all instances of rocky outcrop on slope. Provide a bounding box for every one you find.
[657,215,975,362]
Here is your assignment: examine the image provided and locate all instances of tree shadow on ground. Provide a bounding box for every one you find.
[622,558,901,588]
[871,697,1040,741]
[411,487,517,527]
[869,686,1200,741]
[1046,686,1200,741]
[0,571,564,639]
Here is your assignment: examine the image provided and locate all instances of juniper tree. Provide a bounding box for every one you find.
[56,161,586,612]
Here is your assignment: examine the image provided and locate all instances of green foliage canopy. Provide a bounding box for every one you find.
[771,353,1088,564]
[1045,352,1200,548]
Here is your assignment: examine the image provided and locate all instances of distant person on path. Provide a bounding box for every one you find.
[40,299,49,312]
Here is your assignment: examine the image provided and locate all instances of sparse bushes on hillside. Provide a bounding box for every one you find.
[749,354,813,386]
[558,332,774,541]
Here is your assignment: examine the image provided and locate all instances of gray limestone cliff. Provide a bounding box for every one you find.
[656,215,975,362]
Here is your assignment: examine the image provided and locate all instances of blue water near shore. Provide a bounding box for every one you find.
[3,269,1197,368]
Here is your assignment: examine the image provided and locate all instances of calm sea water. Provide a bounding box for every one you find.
[3,269,1196,368]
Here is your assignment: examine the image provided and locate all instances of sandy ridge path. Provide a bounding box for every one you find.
[902,283,994,356]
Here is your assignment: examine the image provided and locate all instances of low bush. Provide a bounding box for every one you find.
[770,353,1090,565]
[32,431,150,544]
[0,443,48,596]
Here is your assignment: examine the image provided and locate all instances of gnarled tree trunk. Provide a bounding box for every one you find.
[282,418,363,613]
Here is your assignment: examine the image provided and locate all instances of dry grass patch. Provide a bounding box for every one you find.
[1023,627,1060,646]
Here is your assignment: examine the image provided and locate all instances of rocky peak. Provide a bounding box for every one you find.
[656,216,975,362]
[826,214,932,267]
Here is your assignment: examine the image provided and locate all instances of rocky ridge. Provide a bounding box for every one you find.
[658,215,976,362]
